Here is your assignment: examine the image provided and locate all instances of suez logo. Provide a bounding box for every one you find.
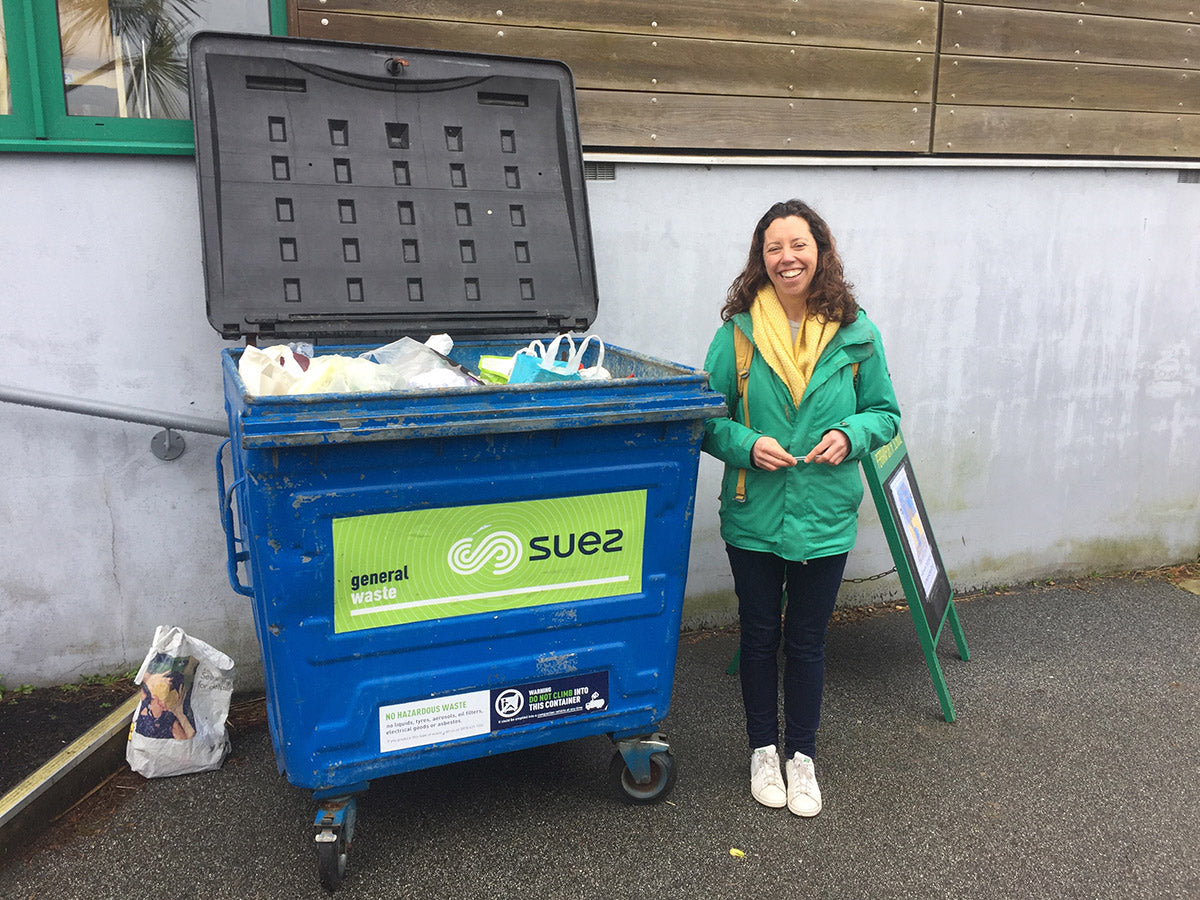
[450,526,626,572]
[348,526,626,600]
[448,530,522,576]
[529,529,625,561]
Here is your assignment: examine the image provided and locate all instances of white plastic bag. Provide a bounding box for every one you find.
[239,335,482,395]
[126,626,235,778]
[289,354,403,394]
[238,344,305,395]
[358,336,480,389]
[573,334,612,381]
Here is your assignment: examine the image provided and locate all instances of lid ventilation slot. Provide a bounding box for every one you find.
[478,92,528,107]
[246,75,306,92]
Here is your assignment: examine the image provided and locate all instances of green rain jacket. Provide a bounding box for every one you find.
[702,310,901,561]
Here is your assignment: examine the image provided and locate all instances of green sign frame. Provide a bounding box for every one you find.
[863,429,969,722]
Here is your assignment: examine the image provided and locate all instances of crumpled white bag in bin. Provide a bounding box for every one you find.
[237,334,475,395]
[237,344,308,395]
[126,626,235,778]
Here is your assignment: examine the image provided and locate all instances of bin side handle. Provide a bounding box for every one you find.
[216,439,255,598]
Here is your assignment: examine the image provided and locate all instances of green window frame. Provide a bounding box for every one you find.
[0,0,286,155]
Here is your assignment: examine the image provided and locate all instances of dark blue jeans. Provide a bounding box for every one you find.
[726,545,848,759]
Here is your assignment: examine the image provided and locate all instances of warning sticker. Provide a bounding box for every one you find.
[379,691,490,753]
[379,672,610,753]
[490,672,609,731]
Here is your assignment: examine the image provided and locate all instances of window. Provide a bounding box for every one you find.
[0,0,285,154]
[1,8,10,116]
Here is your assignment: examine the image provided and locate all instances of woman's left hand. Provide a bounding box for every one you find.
[803,430,850,465]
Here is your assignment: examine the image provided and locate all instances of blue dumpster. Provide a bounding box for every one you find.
[192,33,725,889]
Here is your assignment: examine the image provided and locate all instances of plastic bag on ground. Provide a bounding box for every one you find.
[126,626,235,778]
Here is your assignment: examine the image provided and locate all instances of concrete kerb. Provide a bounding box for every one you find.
[0,694,139,862]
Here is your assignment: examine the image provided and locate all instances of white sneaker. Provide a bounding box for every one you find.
[785,751,822,817]
[750,745,787,808]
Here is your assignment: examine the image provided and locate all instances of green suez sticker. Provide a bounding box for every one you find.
[332,490,647,633]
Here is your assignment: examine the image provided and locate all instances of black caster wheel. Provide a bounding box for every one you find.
[317,831,348,891]
[314,796,356,891]
[608,748,677,804]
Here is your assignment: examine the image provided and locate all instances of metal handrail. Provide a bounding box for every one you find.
[0,383,228,460]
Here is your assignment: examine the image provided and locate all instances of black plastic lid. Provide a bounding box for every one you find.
[188,33,598,342]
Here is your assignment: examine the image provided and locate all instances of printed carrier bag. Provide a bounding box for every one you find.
[507,333,611,384]
[127,626,235,778]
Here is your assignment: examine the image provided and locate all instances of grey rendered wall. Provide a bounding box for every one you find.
[1,156,1197,686]
[0,155,242,687]
[584,162,1200,623]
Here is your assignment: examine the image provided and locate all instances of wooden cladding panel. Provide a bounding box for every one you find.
[579,92,930,151]
[948,1,1200,26]
[299,12,933,102]
[934,105,1200,157]
[942,6,1199,69]
[939,57,1197,114]
[939,6,1200,156]
[300,0,938,51]
[291,1,1200,158]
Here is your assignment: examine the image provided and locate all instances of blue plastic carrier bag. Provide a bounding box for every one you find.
[507,334,583,383]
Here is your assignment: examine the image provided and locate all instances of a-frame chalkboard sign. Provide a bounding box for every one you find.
[862,429,969,722]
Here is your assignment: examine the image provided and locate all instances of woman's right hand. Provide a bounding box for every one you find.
[751,436,798,471]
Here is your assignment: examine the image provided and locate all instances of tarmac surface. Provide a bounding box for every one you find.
[1,573,1198,900]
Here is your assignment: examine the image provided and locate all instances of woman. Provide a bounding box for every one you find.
[135,670,197,741]
[702,200,900,816]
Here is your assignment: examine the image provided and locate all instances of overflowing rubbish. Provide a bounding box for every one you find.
[238,332,610,396]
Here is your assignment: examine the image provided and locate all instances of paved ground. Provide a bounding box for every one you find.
[1,574,1198,900]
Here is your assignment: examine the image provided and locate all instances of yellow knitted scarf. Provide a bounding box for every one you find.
[749,284,840,407]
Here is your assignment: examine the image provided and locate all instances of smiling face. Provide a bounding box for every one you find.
[762,215,819,313]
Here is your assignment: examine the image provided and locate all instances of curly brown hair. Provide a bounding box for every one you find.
[721,199,859,324]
